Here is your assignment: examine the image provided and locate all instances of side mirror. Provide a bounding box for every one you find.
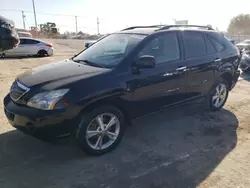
[135,55,156,69]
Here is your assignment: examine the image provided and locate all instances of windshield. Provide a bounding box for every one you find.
[73,33,146,68]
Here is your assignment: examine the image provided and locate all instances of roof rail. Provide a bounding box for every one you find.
[158,25,214,31]
[121,25,165,31]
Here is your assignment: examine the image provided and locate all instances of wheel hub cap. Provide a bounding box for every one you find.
[212,83,227,108]
[86,113,120,150]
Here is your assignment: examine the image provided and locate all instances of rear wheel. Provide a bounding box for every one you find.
[76,106,125,155]
[208,79,229,111]
[38,50,47,57]
[0,53,6,58]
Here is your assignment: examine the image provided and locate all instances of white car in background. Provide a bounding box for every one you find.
[0,37,54,57]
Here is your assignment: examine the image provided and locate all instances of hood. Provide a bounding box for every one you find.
[236,43,250,47]
[17,59,109,88]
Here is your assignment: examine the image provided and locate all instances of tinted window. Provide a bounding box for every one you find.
[73,33,146,68]
[23,39,40,44]
[19,39,25,45]
[207,35,224,52]
[139,32,180,64]
[182,31,206,59]
[205,36,216,54]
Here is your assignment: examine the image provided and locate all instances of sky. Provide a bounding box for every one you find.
[1,0,250,34]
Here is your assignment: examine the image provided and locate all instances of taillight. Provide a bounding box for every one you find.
[46,44,52,48]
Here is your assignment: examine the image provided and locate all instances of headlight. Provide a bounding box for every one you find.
[27,89,69,110]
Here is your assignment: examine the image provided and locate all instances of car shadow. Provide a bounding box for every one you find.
[0,56,47,60]
[0,103,238,188]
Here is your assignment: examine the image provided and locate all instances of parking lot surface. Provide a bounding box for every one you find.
[1,39,250,188]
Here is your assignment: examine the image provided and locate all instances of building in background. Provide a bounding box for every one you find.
[174,20,188,25]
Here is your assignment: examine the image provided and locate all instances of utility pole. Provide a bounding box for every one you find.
[97,17,100,35]
[32,0,38,29]
[75,16,78,34]
[22,11,26,29]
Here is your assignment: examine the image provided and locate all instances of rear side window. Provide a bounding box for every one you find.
[205,36,216,54]
[206,35,224,52]
[23,39,40,44]
[182,31,206,59]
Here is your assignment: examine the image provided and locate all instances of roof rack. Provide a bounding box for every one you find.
[121,25,165,31]
[158,25,214,31]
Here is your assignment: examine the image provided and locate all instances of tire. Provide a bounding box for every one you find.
[76,105,125,156]
[38,50,47,57]
[0,53,5,58]
[208,78,229,111]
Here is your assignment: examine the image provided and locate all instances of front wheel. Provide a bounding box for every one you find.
[76,106,125,155]
[208,79,229,111]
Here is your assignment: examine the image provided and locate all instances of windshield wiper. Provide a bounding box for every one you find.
[72,59,104,68]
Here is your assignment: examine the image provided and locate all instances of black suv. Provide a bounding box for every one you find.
[4,25,240,155]
[0,15,19,52]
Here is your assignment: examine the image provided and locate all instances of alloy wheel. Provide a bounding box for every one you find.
[86,113,120,150]
[212,83,227,108]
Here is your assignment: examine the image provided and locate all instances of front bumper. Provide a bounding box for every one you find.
[3,94,80,141]
[230,70,241,90]
[240,62,250,71]
[239,55,250,71]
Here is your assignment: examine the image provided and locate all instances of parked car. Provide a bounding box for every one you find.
[0,37,54,57]
[17,31,32,38]
[0,15,19,52]
[4,25,240,155]
[236,40,250,51]
[239,50,250,72]
[84,40,96,48]
[84,35,109,48]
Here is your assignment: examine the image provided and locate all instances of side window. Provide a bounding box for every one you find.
[25,39,39,44]
[205,36,216,54]
[207,35,224,52]
[182,31,206,59]
[139,32,180,64]
[19,39,25,45]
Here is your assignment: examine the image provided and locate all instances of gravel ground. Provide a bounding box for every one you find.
[1,39,250,188]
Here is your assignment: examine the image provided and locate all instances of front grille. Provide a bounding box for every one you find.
[10,80,30,101]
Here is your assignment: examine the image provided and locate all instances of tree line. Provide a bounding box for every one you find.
[228,14,250,35]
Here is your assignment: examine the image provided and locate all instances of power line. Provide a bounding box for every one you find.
[0,8,89,18]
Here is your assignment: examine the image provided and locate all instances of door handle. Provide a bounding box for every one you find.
[176,66,187,71]
[214,58,222,62]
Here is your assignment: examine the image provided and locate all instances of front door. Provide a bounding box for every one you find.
[127,31,189,117]
[5,39,25,56]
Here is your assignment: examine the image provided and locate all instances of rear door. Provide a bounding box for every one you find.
[181,31,216,98]
[21,39,40,55]
[128,31,189,116]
